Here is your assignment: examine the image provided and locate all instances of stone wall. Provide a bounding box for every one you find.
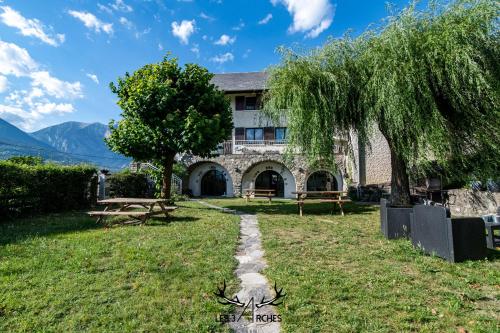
[364,127,392,185]
[448,189,499,217]
[181,153,346,198]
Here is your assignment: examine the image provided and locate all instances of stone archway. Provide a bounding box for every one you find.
[305,170,343,191]
[241,160,296,198]
[201,170,226,196]
[255,170,285,197]
[188,162,234,197]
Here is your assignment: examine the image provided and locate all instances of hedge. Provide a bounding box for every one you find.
[0,161,97,218]
[107,172,152,198]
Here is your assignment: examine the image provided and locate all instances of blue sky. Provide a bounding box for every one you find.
[0,0,413,132]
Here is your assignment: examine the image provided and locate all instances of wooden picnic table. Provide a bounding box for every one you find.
[292,191,351,216]
[243,189,276,203]
[87,198,177,225]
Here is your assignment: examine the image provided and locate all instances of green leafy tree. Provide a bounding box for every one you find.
[264,0,499,205]
[106,56,233,198]
[6,156,44,166]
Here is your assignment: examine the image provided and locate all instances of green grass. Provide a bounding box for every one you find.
[0,201,240,333]
[206,198,500,333]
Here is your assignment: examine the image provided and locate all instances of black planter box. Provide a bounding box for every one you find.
[380,198,412,239]
[410,204,487,262]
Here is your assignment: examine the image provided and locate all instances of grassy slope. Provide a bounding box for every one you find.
[0,201,239,333]
[207,198,500,333]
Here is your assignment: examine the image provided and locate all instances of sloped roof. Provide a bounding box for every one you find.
[211,72,269,92]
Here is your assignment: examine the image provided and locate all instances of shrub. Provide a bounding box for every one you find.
[107,171,152,198]
[0,161,97,218]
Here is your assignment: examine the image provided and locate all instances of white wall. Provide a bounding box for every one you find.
[241,160,296,198]
[188,162,234,197]
[227,93,288,128]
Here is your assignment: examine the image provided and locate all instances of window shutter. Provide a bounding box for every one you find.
[264,127,274,141]
[235,96,245,111]
[235,127,245,140]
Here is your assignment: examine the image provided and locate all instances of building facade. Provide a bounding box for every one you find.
[181,72,392,198]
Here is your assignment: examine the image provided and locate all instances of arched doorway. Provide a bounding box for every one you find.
[201,170,226,196]
[255,170,285,197]
[307,171,338,191]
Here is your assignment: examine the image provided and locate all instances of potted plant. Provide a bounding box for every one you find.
[380,198,412,239]
[410,204,487,262]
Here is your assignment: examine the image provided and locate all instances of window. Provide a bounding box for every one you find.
[245,128,264,141]
[235,95,260,111]
[275,127,287,143]
[245,97,256,110]
[235,96,245,111]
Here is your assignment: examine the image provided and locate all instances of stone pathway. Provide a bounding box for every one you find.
[198,201,281,333]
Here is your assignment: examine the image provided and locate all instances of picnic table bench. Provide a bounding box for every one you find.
[292,191,351,216]
[87,198,177,225]
[243,189,276,203]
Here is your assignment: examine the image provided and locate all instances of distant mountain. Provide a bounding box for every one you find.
[0,118,53,148]
[31,121,130,170]
[0,118,84,164]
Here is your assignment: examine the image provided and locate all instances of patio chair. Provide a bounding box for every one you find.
[481,210,500,250]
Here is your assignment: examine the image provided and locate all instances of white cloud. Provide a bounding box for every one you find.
[232,20,245,31]
[171,20,195,44]
[190,43,200,58]
[68,10,113,35]
[0,40,38,77]
[210,52,234,64]
[32,102,74,115]
[134,27,151,39]
[110,0,133,13]
[199,12,215,21]
[86,73,99,84]
[97,3,113,14]
[271,0,334,38]
[258,13,273,25]
[0,75,8,93]
[30,71,83,100]
[119,16,134,29]
[242,49,252,59]
[0,6,64,47]
[0,101,75,131]
[214,34,236,46]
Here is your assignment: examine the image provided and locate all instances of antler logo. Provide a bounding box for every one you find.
[214,280,245,307]
[255,282,286,308]
[214,280,286,324]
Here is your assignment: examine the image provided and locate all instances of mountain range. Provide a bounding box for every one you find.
[0,118,130,170]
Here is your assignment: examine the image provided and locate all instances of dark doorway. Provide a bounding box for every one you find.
[307,171,338,191]
[255,170,285,197]
[201,170,226,196]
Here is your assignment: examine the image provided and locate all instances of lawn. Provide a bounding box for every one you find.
[206,198,500,333]
[0,201,240,333]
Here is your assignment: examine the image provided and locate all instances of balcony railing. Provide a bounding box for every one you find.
[235,140,288,146]
[215,139,345,155]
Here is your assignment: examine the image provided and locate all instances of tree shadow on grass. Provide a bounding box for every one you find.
[198,199,378,216]
[0,211,104,246]
[146,216,200,226]
[0,211,202,245]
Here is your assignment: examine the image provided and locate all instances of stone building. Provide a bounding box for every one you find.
[181,72,392,198]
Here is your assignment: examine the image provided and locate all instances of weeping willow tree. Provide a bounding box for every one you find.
[264,0,499,205]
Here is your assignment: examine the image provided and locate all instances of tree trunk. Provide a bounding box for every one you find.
[378,115,411,207]
[161,153,175,199]
[389,145,411,206]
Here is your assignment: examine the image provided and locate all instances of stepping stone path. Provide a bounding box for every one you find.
[198,201,281,333]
